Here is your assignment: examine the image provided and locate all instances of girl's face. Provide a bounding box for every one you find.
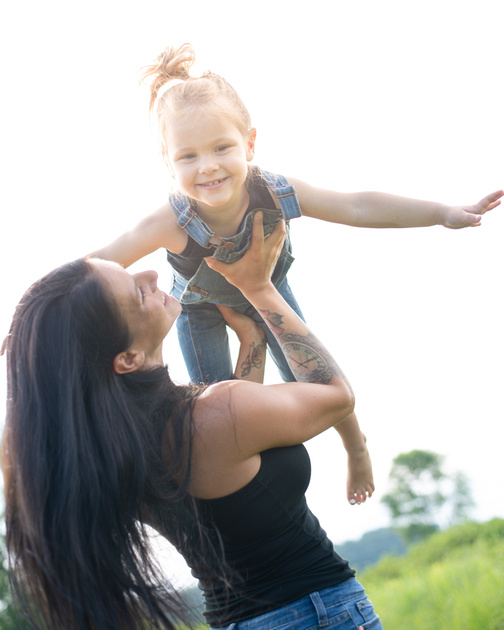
[165,109,256,216]
[91,260,181,368]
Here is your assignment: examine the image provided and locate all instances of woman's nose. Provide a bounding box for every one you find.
[135,270,158,292]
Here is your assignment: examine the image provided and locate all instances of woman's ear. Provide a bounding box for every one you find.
[113,350,146,375]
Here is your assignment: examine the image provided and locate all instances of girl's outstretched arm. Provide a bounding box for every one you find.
[88,202,188,267]
[290,177,502,229]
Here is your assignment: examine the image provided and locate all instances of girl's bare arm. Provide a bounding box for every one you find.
[88,203,188,267]
[290,176,502,229]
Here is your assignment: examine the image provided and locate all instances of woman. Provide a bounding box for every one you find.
[2,213,381,628]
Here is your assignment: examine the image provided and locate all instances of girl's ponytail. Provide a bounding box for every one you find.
[142,43,196,113]
[142,43,253,165]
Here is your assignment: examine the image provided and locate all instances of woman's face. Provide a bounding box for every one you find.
[91,259,181,366]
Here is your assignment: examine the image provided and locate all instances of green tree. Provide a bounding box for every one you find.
[451,471,476,524]
[0,522,29,629]
[335,527,406,572]
[381,450,474,544]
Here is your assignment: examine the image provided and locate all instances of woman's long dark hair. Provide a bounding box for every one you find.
[3,258,201,629]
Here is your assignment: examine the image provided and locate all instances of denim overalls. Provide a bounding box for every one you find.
[168,169,305,384]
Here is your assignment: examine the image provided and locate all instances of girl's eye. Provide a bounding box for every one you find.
[138,286,146,302]
[216,145,230,152]
[180,153,196,160]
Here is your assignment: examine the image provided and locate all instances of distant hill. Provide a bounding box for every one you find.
[335,527,407,572]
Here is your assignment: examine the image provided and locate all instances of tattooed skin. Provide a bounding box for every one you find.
[260,310,284,337]
[239,340,266,378]
[258,309,345,384]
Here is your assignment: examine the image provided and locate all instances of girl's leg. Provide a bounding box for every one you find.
[238,278,305,383]
[336,412,375,505]
[176,303,234,384]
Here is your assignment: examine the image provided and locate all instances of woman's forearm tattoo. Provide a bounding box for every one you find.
[239,340,266,378]
[258,308,344,384]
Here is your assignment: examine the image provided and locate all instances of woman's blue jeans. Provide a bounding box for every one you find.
[210,578,383,629]
[176,278,305,384]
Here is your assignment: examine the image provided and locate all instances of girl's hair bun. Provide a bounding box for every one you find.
[142,43,196,112]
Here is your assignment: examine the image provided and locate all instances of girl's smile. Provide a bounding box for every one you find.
[165,110,255,222]
[197,176,229,189]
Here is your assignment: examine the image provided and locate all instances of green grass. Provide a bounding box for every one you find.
[360,519,504,630]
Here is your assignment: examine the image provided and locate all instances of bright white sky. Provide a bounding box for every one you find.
[1,0,503,587]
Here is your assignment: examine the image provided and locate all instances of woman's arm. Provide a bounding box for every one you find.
[88,202,188,267]
[290,176,502,229]
[202,213,355,455]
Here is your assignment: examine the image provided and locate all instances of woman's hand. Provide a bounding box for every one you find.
[205,211,285,299]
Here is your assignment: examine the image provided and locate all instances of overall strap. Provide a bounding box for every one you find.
[168,194,218,248]
[260,169,302,220]
[168,168,301,248]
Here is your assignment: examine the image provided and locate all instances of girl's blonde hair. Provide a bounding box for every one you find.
[141,44,252,163]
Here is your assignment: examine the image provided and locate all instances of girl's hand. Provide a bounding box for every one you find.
[443,189,502,229]
[204,211,285,298]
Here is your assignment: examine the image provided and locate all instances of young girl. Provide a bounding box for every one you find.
[91,43,502,506]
